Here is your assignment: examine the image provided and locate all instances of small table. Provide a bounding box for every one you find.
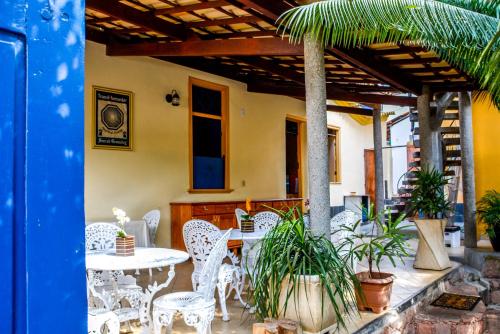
[86,247,189,333]
[221,229,270,311]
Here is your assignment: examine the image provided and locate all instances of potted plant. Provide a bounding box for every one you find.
[112,207,135,256]
[334,206,411,314]
[476,190,500,251]
[250,207,358,333]
[408,166,452,270]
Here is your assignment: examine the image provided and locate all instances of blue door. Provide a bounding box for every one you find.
[0,0,87,332]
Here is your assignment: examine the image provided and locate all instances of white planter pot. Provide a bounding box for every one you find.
[279,275,342,334]
[414,219,451,270]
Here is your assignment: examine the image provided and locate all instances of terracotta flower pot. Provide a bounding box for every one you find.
[355,271,394,314]
[116,235,135,256]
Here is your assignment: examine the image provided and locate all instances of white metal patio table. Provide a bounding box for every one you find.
[86,247,189,333]
[221,229,269,310]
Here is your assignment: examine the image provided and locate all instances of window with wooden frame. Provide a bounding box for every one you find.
[189,77,230,192]
[328,127,341,183]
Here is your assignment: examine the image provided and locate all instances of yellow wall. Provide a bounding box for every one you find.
[472,97,500,236]
[84,41,375,247]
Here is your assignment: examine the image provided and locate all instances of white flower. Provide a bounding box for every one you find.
[112,207,130,232]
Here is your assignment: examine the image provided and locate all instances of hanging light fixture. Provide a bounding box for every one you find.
[165,90,180,106]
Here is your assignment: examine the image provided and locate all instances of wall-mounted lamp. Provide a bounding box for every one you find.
[165,90,180,106]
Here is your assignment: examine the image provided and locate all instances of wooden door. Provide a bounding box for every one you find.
[364,149,376,204]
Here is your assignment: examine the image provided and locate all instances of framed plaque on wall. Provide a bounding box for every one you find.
[92,86,133,150]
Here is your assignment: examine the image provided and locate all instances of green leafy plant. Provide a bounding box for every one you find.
[241,214,253,221]
[334,205,412,277]
[249,207,358,329]
[476,190,500,238]
[116,230,127,238]
[279,0,500,107]
[408,166,451,219]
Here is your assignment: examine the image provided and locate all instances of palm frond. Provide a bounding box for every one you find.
[436,0,500,18]
[279,0,500,107]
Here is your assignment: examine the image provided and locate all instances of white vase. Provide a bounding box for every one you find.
[414,219,451,270]
[279,275,342,334]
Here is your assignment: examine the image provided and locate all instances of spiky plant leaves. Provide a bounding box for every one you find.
[333,204,412,277]
[476,189,500,237]
[408,166,452,219]
[248,207,359,330]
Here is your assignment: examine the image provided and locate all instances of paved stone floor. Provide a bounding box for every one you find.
[119,238,464,334]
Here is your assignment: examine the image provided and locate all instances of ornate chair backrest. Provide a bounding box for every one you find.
[197,229,231,301]
[85,223,121,251]
[234,208,247,228]
[253,211,280,231]
[143,209,161,245]
[330,210,360,245]
[183,220,222,274]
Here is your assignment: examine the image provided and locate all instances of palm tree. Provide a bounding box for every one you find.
[279,0,500,106]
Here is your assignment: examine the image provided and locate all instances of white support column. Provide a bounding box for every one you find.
[303,31,330,237]
[459,92,477,248]
[373,105,385,227]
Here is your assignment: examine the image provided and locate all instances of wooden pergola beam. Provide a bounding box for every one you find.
[327,105,373,116]
[86,0,194,41]
[247,80,417,106]
[106,37,303,57]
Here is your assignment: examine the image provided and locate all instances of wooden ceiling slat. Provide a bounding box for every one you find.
[155,0,230,15]
[390,57,443,65]
[186,15,260,28]
[86,0,194,41]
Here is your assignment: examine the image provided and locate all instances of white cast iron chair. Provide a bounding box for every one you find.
[143,209,161,247]
[153,229,232,334]
[142,209,162,277]
[88,308,120,334]
[85,223,144,326]
[330,210,361,271]
[182,220,243,321]
[252,211,281,231]
[241,211,281,293]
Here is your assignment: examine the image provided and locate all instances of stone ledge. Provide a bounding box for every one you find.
[353,264,462,334]
[464,247,500,272]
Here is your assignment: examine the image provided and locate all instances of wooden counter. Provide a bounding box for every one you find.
[170,198,302,250]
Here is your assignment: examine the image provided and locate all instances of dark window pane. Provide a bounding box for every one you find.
[192,116,221,157]
[192,85,222,116]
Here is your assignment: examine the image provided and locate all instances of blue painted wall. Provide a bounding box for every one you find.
[0,0,87,332]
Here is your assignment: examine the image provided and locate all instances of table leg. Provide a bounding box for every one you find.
[139,264,176,333]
